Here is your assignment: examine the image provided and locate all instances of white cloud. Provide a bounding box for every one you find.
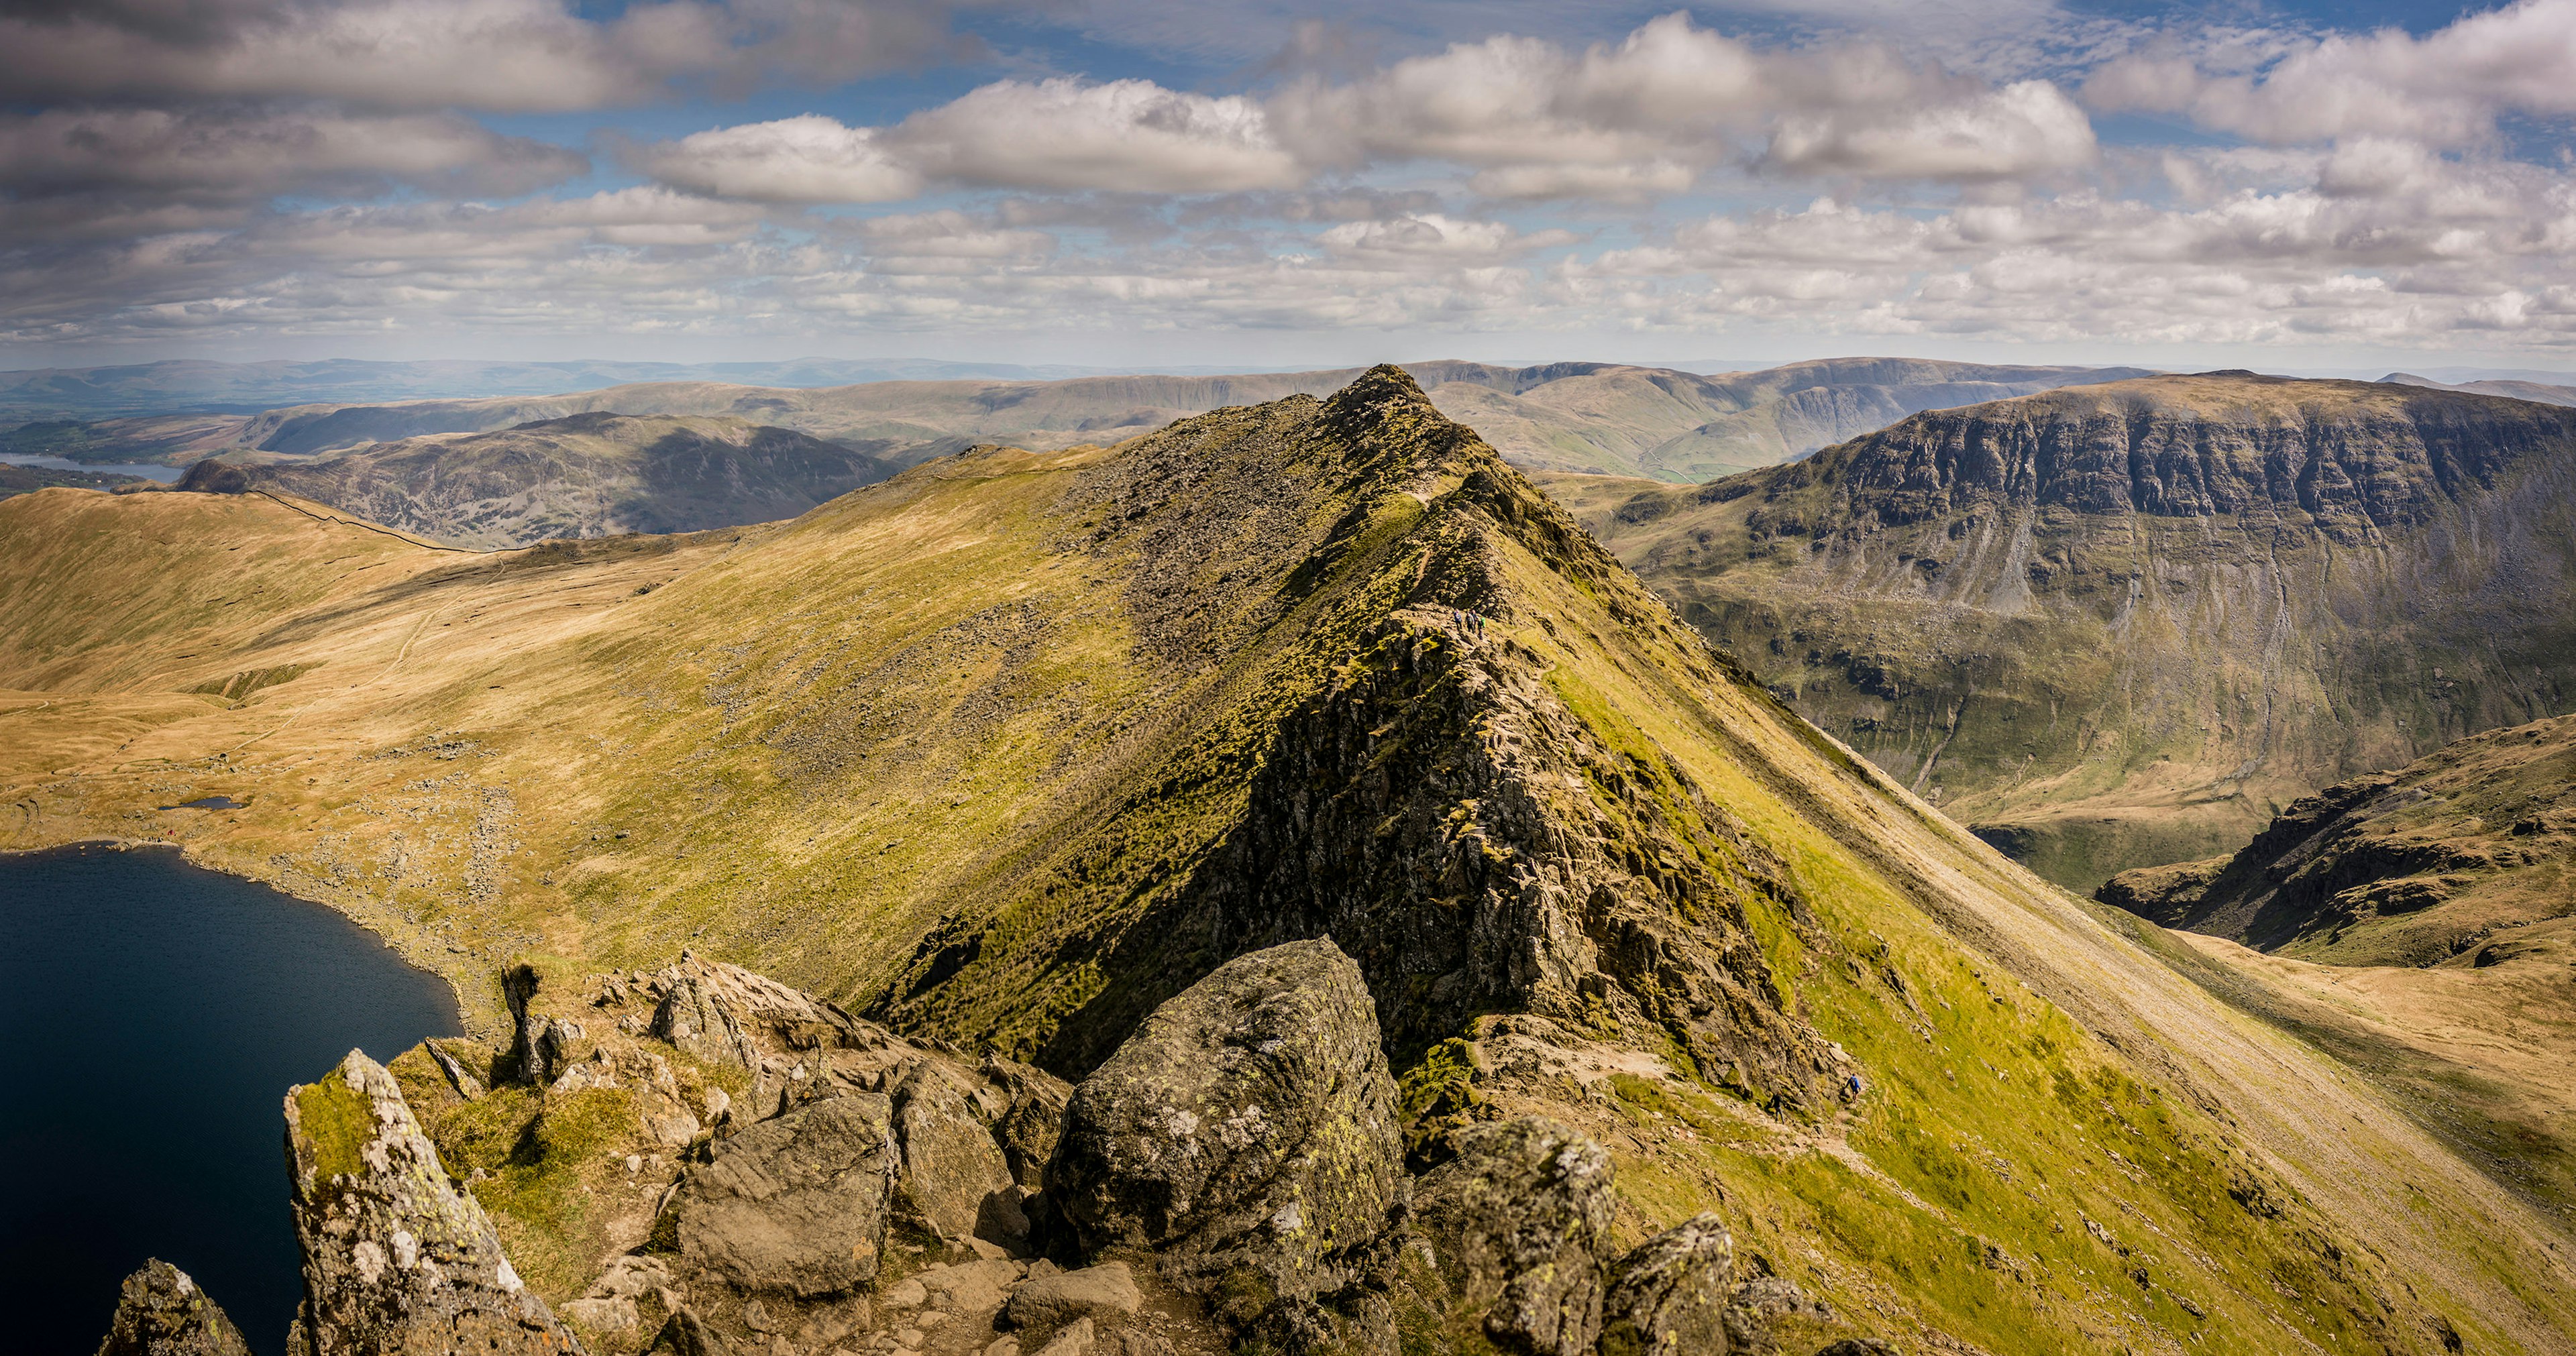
[631,116,923,204]
[1315,214,1578,262]
[891,78,1305,194]
[1766,79,2097,180]
[2085,0,2576,147]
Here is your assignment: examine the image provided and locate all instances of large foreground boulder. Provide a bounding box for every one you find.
[284,1050,582,1355]
[668,1092,896,1297]
[1411,1117,1616,1356]
[95,1259,252,1356]
[1049,939,1405,1313]
[1599,1214,1735,1356]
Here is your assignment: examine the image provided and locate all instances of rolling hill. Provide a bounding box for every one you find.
[3,369,2570,1353]
[178,412,896,548]
[2098,714,2576,1213]
[1550,372,2576,892]
[2384,372,2576,407]
[13,357,2143,485]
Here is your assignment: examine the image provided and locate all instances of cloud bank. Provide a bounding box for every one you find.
[4,1,2575,361]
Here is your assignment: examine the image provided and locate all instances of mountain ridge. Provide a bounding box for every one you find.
[3,369,2569,1352]
[12,357,2147,485]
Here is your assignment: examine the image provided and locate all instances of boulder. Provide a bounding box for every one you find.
[649,952,860,1073]
[1051,936,1411,1317]
[1600,1214,1733,1356]
[892,1062,1024,1250]
[981,1054,1073,1190]
[1002,1262,1144,1331]
[1411,1117,1615,1356]
[95,1259,252,1356]
[669,1092,896,1297]
[1049,939,1403,1312]
[283,1050,581,1355]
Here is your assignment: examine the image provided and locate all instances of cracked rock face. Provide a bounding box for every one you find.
[95,1259,252,1356]
[1049,939,1403,1309]
[670,1092,896,1298]
[283,1050,582,1355]
[1412,1117,1616,1356]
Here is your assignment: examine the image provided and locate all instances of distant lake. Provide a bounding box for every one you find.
[0,844,460,1355]
[0,453,184,483]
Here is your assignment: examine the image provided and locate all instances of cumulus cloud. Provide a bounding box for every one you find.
[0,0,969,111]
[630,80,1305,202]
[9,4,2576,361]
[1314,214,1579,262]
[1268,13,2096,193]
[628,116,922,204]
[1765,80,2096,180]
[2085,0,2576,146]
[892,78,1304,194]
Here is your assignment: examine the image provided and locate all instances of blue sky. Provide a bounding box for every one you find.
[3,0,2573,373]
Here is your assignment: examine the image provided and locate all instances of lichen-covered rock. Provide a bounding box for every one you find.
[284,1050,582,1355]
[981,1053,1073,1190]
[1049,939,1403,1310]
[1411,1117,1615,1356]
[892,1061,1024,1249]
[1600,1214,1734,1356]
[669,1092,896,1297]
[95,1259,252,1356]
[649,952,862,1073]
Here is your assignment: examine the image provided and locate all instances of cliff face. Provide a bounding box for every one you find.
[12,370,2576,1353]
[1562,374,2576,888]
[181,413,894,548]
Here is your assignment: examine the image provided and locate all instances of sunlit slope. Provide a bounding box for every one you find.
[1558,373,2576,890]
[3,372,2571,1353]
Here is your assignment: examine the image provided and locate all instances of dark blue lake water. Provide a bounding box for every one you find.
[0,844,460,1355]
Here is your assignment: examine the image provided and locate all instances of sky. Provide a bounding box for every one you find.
[3,0,2574,374]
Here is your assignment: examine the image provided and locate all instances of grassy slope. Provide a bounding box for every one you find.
[2,378,2571,1352]
[2093,715,2576,1217]
[1551,375,2576,892]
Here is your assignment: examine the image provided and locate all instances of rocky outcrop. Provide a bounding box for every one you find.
[1599,1215,1735,1356]
[95,1260,252,1356]
[1050,939,1405,1324]
[1411,1117,1617,1356]
[283,1050,582,1355]
[1181,600,1835,1110]
[668,1092,896,1297]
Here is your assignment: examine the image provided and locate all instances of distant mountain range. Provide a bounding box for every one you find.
[181,413,894,549]
[2382,372,2576,406]
[0,357,1266,417]
[6,357,2148,488]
